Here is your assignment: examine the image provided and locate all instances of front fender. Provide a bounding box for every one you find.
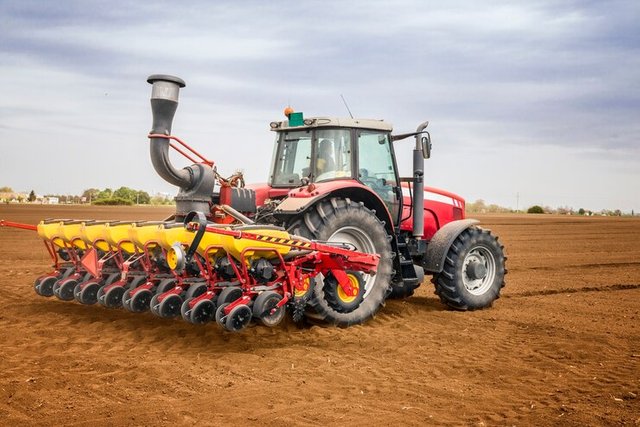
[423,219,479,273]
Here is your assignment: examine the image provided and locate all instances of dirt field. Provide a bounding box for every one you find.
[0,205,638,426]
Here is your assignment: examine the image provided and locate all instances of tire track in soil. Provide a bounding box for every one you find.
[505,283,640,298]
[2,208,640,426]
[511,262,640,271]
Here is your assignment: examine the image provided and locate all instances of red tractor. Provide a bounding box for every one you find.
[147,75,507,327]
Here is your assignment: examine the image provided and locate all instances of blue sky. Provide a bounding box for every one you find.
[0,0,638,211]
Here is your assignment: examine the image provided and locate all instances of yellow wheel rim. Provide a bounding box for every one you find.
[337,274,360,303]
[166,248,178,270]
[295,277,311,298]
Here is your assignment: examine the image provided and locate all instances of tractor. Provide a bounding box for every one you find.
[147,75,507,326]
[0,74,506,330]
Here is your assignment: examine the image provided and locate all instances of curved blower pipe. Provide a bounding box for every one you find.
[147,74,190,188]
[412,121,429,238]
[147,75,216,218]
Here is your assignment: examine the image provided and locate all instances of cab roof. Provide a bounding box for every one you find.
[270,116,393,132]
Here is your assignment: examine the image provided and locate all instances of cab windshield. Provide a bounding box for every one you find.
[270,129,353,187]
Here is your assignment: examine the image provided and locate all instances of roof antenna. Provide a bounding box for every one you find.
[340,94,354,119]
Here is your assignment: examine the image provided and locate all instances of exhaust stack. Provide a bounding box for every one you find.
[147,75,216,218]
[412,121,429,238]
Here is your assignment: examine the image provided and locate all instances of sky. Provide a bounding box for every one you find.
[0,0,638,212]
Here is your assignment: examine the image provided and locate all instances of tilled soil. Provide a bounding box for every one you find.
[0,205,638,426]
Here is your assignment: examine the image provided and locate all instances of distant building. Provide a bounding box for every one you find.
[44,197,59,204]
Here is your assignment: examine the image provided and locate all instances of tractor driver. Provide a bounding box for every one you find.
[316,139,336,176]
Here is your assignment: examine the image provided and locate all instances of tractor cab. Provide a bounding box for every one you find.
[268,115,401,221]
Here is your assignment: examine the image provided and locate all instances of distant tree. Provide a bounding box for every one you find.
[0,186,13,192]
[136,191,151,204]
[614,209,622,216]
[28,190,36,202]
[527,205,544,214]
[93,197,133,206]
[151,195,174,205]
[93,187,152,205]
[113,186,137,202]
[556,206,574,215]
[466,199,486,213]
[578,208,585,215]
[97,188,113,200]
[82,188,100,202]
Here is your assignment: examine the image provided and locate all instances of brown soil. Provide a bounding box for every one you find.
[0,205,638,426]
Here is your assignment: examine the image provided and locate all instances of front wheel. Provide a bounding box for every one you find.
[432,227,506,310]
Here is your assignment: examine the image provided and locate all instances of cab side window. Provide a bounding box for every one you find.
[357,131,399,216]
[314,129,352,182]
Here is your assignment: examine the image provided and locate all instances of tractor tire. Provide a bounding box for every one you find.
[431,227,506,310]
[388,265,425,299]
[288,197,393,327]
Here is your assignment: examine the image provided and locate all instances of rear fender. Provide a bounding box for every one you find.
[423,219,479,273]
[273,182,395,234]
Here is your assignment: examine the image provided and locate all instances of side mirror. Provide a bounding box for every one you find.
[421,134,432,159]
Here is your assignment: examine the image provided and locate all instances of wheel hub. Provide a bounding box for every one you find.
[461,246,497,295]
[466,261,487,280]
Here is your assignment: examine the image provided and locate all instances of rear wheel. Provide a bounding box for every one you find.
[155,278,177,295]
[323,271,365,313]
[217,286,242,305]
[103,272,120,287]
[190,299,216,325]
[288,197,393,327]
[252,291,285,327]
[77,281,100,305]
[103,285,125,308]
[150,294,162,317]
[432,227,506,310]
[215,303,230,327]
[128,288,153,313]
[55,278,77,301]
[185,282,207,299]
[36,275,58,297]
[225,305,252,332]
[158,293,182,318]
